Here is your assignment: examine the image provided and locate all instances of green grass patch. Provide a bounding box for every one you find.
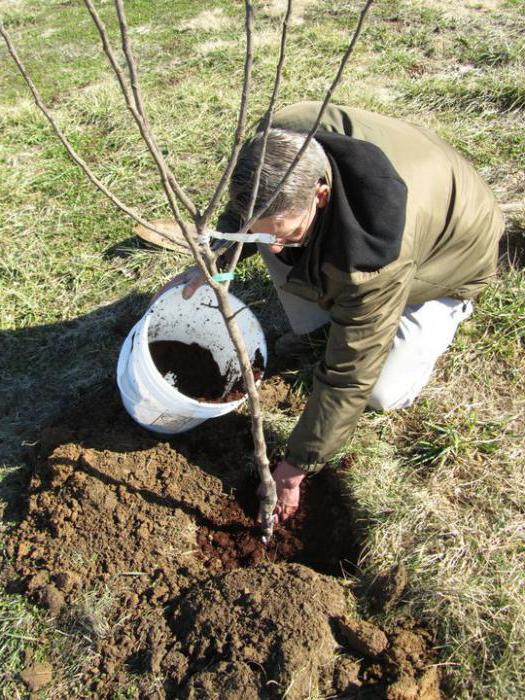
[401,70,525,113]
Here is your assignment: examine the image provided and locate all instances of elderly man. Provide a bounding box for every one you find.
[169,101,504,524]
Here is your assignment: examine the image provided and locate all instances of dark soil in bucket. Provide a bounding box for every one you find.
[149,340,263,402]
[2,383,441,698]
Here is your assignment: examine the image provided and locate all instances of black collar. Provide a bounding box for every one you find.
[281,131,407,293]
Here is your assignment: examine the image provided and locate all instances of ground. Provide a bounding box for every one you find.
[3,380,441,698]
[0,0,524,698]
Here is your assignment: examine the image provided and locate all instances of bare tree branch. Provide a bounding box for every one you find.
[114,0,146,117]
[82,0,215,283]
[199,0,254,227]
[246,0,293,223]
[240,0,375,233]
[83,0,198,222]
[0,22,188,252]
[0,5,277,542]
[89,0,276,536]
[113,0,193,220]
[225,0,293,286]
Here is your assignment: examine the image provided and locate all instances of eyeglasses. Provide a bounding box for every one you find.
[211,182,324,251]
[266,186,320,248]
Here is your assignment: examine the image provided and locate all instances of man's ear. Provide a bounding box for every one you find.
[316,183,331,209]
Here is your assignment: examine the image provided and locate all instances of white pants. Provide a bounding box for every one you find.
[259,245,473,411]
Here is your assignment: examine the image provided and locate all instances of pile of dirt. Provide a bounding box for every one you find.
[170,563,440,699]
[149,340,264,402]
[172,563,347,699]
[3,384,441,697]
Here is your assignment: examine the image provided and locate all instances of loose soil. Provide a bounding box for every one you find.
[3,380,441,698]
[149,340,264,402]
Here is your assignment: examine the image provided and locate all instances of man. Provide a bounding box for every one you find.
[172,102,504,524]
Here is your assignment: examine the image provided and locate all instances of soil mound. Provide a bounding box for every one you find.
[2,385,441,697]
[172,563,346,699]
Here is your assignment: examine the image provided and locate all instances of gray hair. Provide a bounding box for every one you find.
[230,128,329,221]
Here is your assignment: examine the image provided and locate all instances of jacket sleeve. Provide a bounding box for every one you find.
[286,258,415,473]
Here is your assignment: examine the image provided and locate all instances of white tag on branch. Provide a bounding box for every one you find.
[202,229,280,245]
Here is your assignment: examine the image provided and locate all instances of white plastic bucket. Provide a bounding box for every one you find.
[116,284,267,434]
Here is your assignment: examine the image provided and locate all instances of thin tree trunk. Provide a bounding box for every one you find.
[1,0,375,542]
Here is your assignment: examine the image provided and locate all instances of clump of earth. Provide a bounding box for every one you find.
[3,380,441,698]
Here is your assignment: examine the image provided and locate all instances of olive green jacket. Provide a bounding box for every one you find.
[222,102,504,473]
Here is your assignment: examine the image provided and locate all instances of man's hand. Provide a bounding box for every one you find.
[258,460,306,525]
[181,268,206,300]
[149,266,206,306]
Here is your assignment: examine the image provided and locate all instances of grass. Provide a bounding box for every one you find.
[0,0,524,697]
[0,594,46,694]
[348,267,525,696]
[0,589,105,697]
[350,391,525,696]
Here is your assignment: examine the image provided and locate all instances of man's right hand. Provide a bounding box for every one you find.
[149,266,206,306]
